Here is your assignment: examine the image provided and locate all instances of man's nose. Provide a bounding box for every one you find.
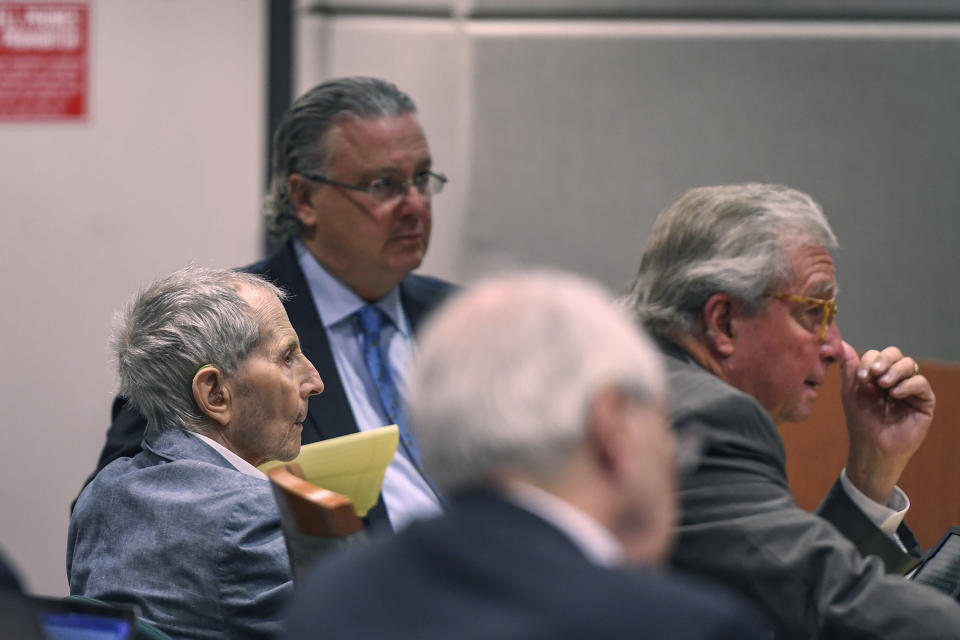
[302,362,324,397]
[397,181,429,213]
[820,321,843,363]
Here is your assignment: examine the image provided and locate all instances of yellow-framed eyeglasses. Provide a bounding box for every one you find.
[767,292,838,342]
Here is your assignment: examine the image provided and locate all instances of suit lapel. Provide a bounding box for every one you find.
[401,279,432,331]
[400,274,454,333]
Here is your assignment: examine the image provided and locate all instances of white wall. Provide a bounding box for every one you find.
[0,0,265,595]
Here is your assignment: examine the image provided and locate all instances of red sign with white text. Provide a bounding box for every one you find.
[0,2,88,120]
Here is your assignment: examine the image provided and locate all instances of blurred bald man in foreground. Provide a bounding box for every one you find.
[285,270,767,639]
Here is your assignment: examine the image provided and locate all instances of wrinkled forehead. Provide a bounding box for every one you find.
[780,243,838,297]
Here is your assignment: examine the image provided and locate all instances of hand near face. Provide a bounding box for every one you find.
[840,341,935,504]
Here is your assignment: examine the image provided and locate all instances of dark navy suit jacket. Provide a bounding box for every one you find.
[285,490,770,640]
[88,240,454,530]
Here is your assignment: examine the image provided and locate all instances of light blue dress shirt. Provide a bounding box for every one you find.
[294,240,442,530]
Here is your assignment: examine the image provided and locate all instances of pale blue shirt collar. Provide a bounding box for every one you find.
[293,238,410,335]
[504,481,624,567]
[189,431,267,480]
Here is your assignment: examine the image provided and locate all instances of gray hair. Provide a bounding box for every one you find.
[409,270,666,493]
[263,76,418,240]
[112,266,287,433]
[623,183,838,340]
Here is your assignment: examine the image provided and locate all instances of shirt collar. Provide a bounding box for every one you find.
[293,238,409,334]
[189,432,267,480]
[504,481,624,567]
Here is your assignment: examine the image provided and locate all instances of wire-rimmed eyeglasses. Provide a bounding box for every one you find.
[299,170,447,204]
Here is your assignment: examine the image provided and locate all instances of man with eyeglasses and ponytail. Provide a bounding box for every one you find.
[87,77,454,533]
[622,183,960,638]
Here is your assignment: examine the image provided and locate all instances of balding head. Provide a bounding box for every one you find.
[409,270,677,564]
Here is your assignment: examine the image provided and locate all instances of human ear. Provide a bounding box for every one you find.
[702,293,735,357]
[288,174,318,227]
[192,366,232,427]
[588,387,633,480]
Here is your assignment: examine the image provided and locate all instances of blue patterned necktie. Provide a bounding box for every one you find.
[355,305,421,467]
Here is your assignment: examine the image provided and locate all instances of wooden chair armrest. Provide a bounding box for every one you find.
[267,464,364,538]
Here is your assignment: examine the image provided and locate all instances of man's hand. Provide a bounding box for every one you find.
[840,341,935,505]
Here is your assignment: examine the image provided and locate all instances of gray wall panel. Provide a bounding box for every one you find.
[307,1,960,18]
[469,1,960,18]
[303,0,452,14]
[466,23,960,360]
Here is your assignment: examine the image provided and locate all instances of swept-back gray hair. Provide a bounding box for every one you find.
[112,266,287,433]
[623,183,838,340]
[409,270,666,493]
[263,76,418,240]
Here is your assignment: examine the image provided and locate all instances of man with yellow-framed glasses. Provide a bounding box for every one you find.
[621,183,959,638]
[766,291,838,343]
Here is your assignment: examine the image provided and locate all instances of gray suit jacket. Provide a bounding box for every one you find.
[68,428,290,640]
[662,339,960,638]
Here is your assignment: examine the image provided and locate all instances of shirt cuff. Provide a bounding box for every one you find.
[839,468,909,537]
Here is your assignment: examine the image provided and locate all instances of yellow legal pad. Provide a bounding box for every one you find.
[259,425,399,517]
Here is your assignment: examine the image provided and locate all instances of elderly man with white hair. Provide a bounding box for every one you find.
[68,266,324,639]
[284,270,767,639]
